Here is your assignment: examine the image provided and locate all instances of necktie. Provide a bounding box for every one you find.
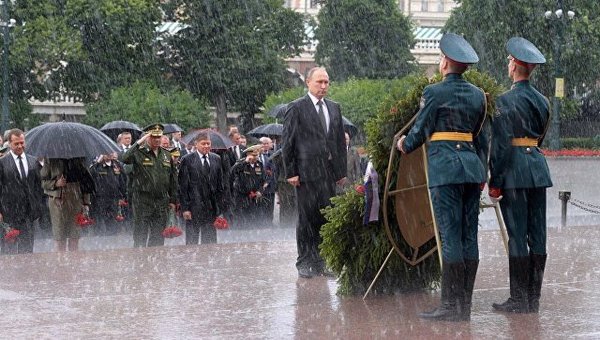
[202,155,209,173]
[317,100,327,133]
[17,155,26,179]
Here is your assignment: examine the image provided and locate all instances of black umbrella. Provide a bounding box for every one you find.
[181,129,234,150]
[247,123,283,137]
[342,116,358,138]
[266,104,288,119]
[163,123,184,134]
[26,122,121,159]
[100,120,142,141]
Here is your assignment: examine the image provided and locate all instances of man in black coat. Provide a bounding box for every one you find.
[282,67,347,278]
[178,131,226,244]
[89,153,127,235]
[0,129,44,254]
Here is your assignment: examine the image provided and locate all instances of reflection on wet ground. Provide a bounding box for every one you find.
[1,225,599,338]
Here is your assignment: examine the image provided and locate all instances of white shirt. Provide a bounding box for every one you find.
[198,151,210,166]
[308,92,330,133]
[11,151,28,178]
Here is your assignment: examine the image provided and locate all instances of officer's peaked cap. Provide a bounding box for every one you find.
[143,123,164,137]
[506,37,546,65]
[440,33,479,64]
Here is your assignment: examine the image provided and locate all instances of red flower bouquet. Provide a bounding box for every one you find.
[2,225,20,243]
[75,212,94,227]
[355,184,366,194]
[162,209,182,238]
[115,204,125,222]
[213,216,229,230]
[118,199,129,207]
[162,226,183,238]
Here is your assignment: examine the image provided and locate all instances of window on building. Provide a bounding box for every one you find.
[437,0,444,12]
[421,0,428,12]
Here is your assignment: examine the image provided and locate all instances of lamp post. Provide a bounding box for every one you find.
[0,1,14,134]
[544,2,575,150]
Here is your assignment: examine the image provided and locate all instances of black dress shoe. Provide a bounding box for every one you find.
[298,267,314,278]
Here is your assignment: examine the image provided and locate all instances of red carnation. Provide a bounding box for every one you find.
[118,200,129,207]
[248,191,257,199]
[355,184,366,194]
[213,216,229,230]
[115,214,125,222]
[3,227,20,243]
[162,225,183,238]
[75,212,94,227]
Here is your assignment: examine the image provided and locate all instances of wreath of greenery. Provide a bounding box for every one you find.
[320,70,503,296]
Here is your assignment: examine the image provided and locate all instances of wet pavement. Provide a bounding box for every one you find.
[1,224,599,339]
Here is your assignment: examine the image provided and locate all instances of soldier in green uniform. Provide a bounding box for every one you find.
[489,37,552,314]
[397,33,488,322]
[120,124,178,247]
[230,145,267,228]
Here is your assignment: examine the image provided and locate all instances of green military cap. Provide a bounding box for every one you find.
[506,37,546,65]
[142,123,164,137]
[440,32,479,65]
[168,147,181,158]
[244,144,262,156]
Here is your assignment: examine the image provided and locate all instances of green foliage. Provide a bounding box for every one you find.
[167,0,306,132]
[446,0,600,102]
[561,137,600,149]
[83,81,210,131]
[263,78,410,140]
[321,70,503,296]
[315,0,417,81]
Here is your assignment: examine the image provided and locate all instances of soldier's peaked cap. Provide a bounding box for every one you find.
[243,144,262,155]
[506,37,546,64]
[143,123,164,137]
[440,33,479,64]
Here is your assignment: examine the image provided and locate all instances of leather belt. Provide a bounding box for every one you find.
[430,132,473,142]
[511,137,538,147]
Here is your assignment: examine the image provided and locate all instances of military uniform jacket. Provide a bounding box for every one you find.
[120,143,177,203]
[403,73,487,187]
[490,80,553,189]
[89,161,126,199]
[231,160,267,208]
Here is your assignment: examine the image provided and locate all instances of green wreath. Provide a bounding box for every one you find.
[320,70,503,296]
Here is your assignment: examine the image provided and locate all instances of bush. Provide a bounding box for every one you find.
[561,137,600,149]
[320,70,503,296]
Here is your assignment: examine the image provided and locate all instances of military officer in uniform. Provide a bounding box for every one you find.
[230,145,267,228]
[489,37,552,314]
[120,124,178,247]
[89,153,126,235]
[397,33,488,322]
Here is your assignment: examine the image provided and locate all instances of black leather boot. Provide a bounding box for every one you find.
[493,256,530,313]
[528,253,547,313]
[463,259,479,321]
[419,262,466,321]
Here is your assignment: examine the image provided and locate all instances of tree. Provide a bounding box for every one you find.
[84,80,211,132]
[4,0,163,125]
[314,0,416,81]
[445,0,600,105]
[165,0,306,133]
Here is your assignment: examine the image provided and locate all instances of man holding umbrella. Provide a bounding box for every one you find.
[121,124,178,247]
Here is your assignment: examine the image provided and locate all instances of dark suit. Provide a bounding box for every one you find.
[0,152,44,254]
[259,151,277,225]
[282,94,347,272]
[178,151,226,244]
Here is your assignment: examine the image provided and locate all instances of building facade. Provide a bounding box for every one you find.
[285,0,457,76]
